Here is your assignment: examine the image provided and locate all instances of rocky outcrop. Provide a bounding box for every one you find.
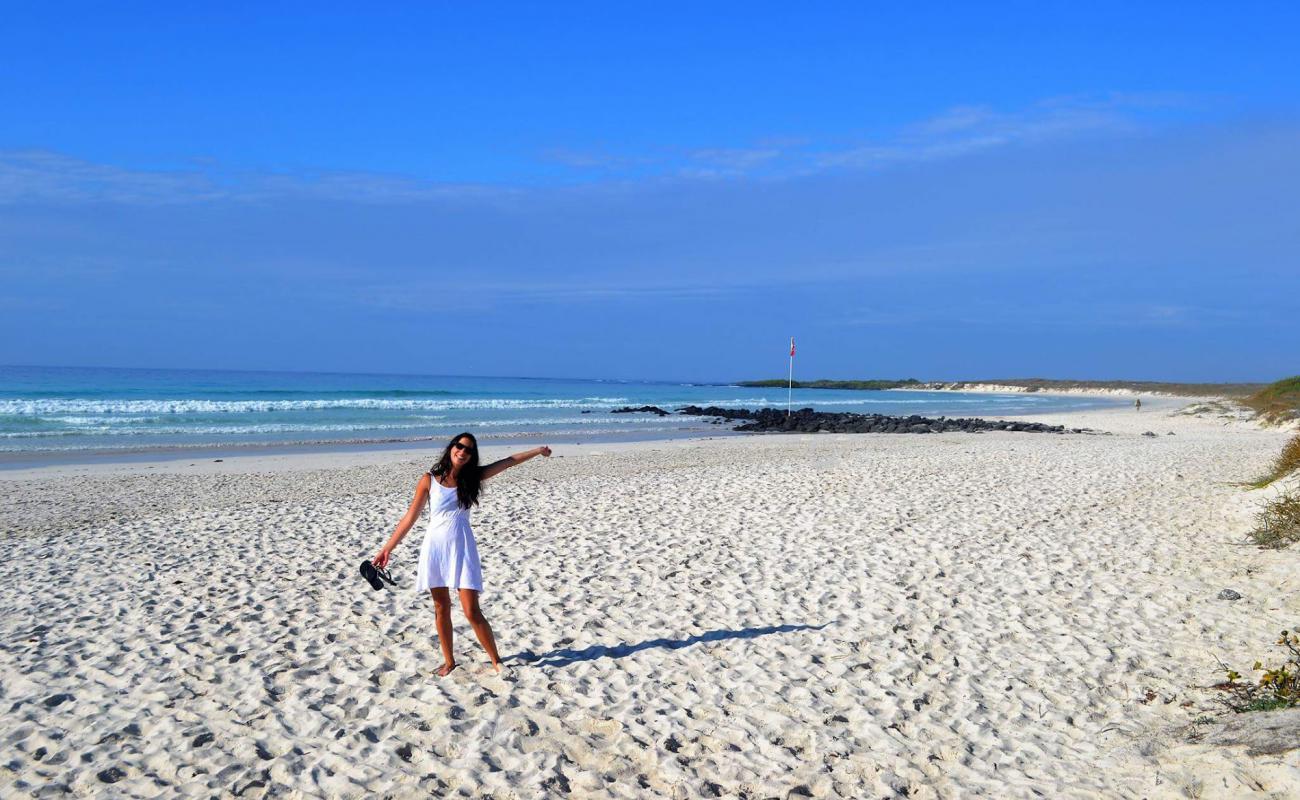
[611,405,671,417]
[675,406,1089,434]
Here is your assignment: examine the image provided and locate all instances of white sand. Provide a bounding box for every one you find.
[2,400,1298,798]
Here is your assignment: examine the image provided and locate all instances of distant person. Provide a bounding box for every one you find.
[1135,397,1142,412]
[371,433,551,677]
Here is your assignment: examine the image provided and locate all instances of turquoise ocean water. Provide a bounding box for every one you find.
[0,366,1125,456]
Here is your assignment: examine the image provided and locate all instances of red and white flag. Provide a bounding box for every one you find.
[789,337,796,357]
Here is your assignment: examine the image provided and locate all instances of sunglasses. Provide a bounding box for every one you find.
[451,441,475,453]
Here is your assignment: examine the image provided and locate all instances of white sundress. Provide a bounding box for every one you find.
[416,476,484,592]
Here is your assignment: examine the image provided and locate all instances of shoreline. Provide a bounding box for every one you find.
[0,425,734,476]
[0,433,749,482]
[0,392,1154,475]
[0,398,1187,481]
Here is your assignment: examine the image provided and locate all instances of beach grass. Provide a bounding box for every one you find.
[1242,376,1300,424]
[1251,491,1300,549]
[1249,434,1300,488]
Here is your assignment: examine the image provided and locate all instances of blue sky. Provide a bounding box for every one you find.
[2,2,1297,382]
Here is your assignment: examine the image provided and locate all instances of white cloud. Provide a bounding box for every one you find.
[0,150,223,204]
[542,95,1194,179]
[818,99,1140,170]
[352,277,757,313]
[0,95,1204,205]
[0,150,510,206]
[841,300,1252,329]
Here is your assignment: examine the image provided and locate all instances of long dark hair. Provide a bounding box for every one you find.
[430,432,482,509]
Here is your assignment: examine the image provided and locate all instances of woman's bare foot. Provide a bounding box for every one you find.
[437,662,458,678]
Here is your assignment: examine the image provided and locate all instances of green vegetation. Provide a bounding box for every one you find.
[1249,435,1300,489]
[739,378,922,390]
[1251,492,1300,549]
[1242,376,1300,424]
[1219,632,1300,712]
[1244,428,1300,548]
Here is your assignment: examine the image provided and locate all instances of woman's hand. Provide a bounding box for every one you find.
[372,549,392,569]
[538,446,552,457]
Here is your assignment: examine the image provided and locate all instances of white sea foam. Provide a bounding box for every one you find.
[0,421,455,438]
[0,414,685,439]
[0,397,633,415]
[27,414,449,427]
[0,423,698,451]
[0,389,1103,454]
[0,393,1055,418]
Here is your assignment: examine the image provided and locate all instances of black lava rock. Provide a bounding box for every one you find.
[675,406,1085,436]
[611,405,670,416]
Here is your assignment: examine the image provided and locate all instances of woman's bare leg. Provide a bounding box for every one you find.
[430,588,457,676]
[458,589,502,671]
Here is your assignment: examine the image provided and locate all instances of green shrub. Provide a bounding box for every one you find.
[1219,631,1300,712]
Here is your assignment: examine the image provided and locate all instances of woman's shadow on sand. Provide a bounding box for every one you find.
[510,623,829,668]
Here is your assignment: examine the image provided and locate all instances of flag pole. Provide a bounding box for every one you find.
[787,337,794,418]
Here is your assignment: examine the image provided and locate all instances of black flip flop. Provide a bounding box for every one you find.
[359,559,397,591]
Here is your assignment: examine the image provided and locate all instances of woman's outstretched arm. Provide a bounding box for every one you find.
[372,473,431,568]
[480,445,551,480]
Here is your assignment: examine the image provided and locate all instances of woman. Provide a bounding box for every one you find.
[372,433,551,677]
